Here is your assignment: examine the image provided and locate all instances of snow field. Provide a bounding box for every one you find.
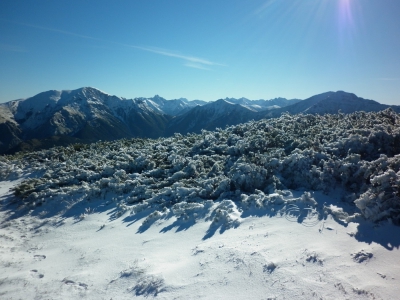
[1,186,399,299]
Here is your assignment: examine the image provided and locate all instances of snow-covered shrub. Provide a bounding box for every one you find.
[229,161,269,193]
[210,200,241,228]
[299,191,318,206]
[171,201,213,220]
[0,161,23,180]
[4,109,400,225]
[142,210,164,225]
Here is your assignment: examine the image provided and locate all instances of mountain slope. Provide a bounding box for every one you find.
[143,95,207,116]
[2,88,399,154]
[262,91,400,118]
[165,91,400,137]
[0,87,171,153]
[164,99,259,135]
[224,97,301,112]
[0,104,23,153]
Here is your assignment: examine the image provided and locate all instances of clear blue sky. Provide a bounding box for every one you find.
[1,0,400,104]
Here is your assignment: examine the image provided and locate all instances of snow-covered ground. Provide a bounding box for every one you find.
[1,181,399,299]
[1,110,400,299]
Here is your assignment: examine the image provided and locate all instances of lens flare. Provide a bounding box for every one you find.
[338,0,354,30]
[337,0,360,53]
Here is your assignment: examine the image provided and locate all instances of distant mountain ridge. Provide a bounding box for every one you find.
[165,99,259,136]
[135,95,207,116]
[261,91,400,118]
[223,97,301,112]
[0,87,172,153]
[0,87,399,154]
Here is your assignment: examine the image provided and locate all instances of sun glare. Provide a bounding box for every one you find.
[337,0,361,52]
[338,0,354,30]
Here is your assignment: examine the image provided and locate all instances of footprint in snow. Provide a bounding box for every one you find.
[34,254,46,261]
[352,250,373,263]
[30,269,44,279]
[62,278,88,289]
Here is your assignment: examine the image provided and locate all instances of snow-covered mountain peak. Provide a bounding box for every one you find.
[3,87,132,134]
[216,98,234,104]
[176,97,190,103]
[71,87,114,103]
[204,99,236,112]
[208,99,258,112]
[224,97,250,103]
[281,90,399,116]
[143,95,206,116]
[324,91,380,105]
[11,90,63,122]
[73,86,111,97]
[151,94,166,102]
[326,91,358,100]
[219,97,301,112]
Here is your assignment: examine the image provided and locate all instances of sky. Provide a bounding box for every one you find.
[0,0,400,105]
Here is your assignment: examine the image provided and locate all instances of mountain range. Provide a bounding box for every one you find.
[0,87,399,154]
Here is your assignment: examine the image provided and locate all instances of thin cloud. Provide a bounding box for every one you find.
[0,43,27,52]
[5,19,224,70]
[131,45,224,70]
[132,46,213,65]
[184,62,211,70]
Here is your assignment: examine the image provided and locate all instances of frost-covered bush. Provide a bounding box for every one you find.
[229,160,269,193]
[3,109,400,224]
[210,200,241,228]
[354,155,400,223]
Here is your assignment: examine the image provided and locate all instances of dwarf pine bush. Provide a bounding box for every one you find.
[3,108,400,224]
